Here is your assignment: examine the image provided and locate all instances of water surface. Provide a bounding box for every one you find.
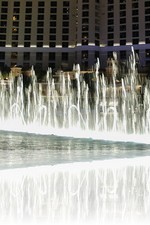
[0,131,150,169]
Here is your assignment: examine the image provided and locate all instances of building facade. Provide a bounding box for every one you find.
[0,0,150,71]
[0,0,101,71]
[100,0,150,70]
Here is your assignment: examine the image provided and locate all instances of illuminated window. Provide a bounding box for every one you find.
[12,28,18,33]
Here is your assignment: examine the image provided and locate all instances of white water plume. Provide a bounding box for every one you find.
[0,48,149,143]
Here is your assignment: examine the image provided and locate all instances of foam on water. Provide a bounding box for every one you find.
[1,120,150,144]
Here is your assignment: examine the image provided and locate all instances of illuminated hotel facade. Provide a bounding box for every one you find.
[0,0,150,71]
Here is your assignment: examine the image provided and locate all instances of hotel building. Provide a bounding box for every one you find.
[0,0,150,71]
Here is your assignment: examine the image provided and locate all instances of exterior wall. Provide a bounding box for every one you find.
[100,0,150,68]
[0,0,101,71]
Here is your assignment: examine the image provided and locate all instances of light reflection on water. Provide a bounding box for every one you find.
[0,131,150,169]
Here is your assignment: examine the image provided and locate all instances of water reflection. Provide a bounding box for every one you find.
[0,131,150,169]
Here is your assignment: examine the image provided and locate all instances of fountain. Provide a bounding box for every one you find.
[0,48,150,142]
[0,47,150,225]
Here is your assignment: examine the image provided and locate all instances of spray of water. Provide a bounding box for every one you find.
[0,48,149,143]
